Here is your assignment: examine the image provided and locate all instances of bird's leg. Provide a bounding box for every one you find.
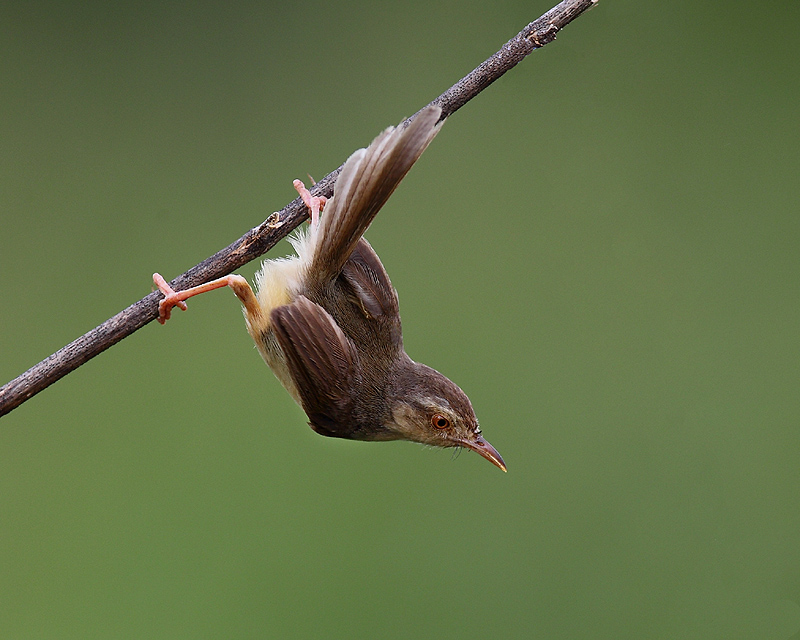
[293,179,326,229]
[153,273,261,325]
[153,178,325,326]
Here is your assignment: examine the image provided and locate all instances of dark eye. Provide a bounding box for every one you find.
[431,414,450,429]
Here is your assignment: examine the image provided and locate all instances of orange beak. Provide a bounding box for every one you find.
[460,436,507,472]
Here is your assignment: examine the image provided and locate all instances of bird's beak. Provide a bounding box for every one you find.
[460,436,507,472]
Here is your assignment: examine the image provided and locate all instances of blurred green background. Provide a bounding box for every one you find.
[2,1,800,638]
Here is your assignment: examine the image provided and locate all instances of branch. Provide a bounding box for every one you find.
[0,0,599,418]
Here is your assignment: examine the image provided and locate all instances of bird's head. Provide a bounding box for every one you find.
[384,362,506,471]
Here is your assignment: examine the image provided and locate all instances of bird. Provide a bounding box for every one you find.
[153,106,505,471]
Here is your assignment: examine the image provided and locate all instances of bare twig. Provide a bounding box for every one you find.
[0,0,599,418]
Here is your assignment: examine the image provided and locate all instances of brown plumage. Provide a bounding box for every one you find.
[154,106,505,471]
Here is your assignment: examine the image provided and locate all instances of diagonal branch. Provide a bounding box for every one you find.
[0,0,599,418]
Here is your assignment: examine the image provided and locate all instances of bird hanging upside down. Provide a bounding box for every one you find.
[153,106,506,471]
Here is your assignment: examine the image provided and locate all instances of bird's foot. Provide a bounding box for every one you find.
[152,273,255,324]
[293,179,326,229]
[153,273,188,324]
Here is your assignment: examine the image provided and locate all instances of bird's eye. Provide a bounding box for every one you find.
[431,414,450,429]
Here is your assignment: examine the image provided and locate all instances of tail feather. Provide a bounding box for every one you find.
[309,106,443,283]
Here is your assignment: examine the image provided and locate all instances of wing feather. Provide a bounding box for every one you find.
[271,296,356,436]
[309,105,443,282]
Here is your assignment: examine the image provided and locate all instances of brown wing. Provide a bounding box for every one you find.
[309,105,443,284]
[270,296,357,437]
[341,238,399,319]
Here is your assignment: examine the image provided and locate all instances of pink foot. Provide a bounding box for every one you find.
[153,273,188,324]
[293,179,327,229]
[152,272,260,325]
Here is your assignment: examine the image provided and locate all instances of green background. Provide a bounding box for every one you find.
[2,1,800,638]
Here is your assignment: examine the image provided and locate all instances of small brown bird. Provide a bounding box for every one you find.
[153,106,505,471]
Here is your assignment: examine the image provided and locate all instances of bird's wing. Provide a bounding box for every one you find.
[309,105,443,283]
[270,296,357,437]
[341,237,400,321]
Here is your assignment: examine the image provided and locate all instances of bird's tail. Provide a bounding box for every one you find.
[308,105,443,283]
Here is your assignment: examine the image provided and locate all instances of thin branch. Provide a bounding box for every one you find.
[0,0,599,418]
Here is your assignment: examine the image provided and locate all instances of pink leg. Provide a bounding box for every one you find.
[153,273,259,325]
[293,179,327,229]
